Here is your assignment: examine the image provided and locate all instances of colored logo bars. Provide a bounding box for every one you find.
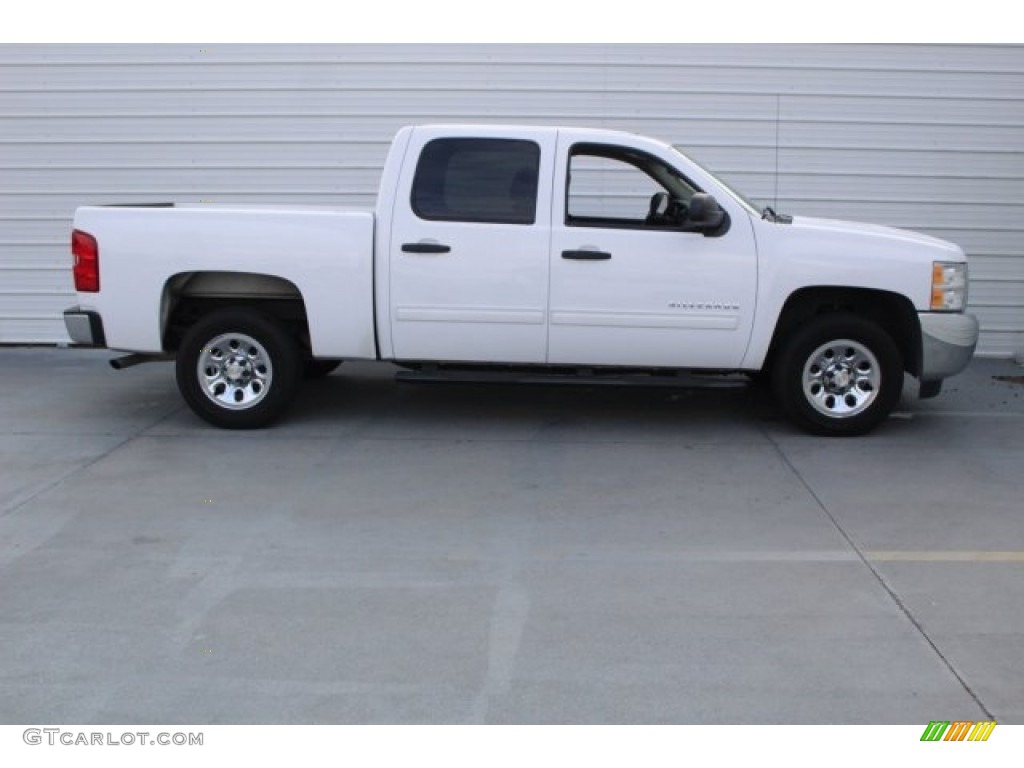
[920,721,997,742]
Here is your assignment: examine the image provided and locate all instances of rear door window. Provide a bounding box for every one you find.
[411,138,540,225]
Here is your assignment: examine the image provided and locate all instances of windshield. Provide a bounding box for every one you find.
[670,145,762,215]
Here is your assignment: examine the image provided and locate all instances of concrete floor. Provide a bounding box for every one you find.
[1,347,1022,724]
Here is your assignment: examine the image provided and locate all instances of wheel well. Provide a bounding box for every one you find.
[766,287,922,376]
[161,271,311,353]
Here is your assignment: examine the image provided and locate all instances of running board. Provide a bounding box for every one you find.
[109,353,173,370]
[394,369,749,390]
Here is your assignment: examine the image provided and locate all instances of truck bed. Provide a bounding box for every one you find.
[73,204,377,359]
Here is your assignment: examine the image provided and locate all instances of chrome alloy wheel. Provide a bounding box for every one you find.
[801,339,881,418]
[197,333,273,410]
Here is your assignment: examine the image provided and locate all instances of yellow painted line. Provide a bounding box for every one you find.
[867,551,1024,562]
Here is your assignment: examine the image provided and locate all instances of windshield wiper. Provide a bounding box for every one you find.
[761,206,793,224]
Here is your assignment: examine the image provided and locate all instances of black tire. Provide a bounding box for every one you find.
[771,313,902,436]
[303,359,343,379]
[176,308,301,429]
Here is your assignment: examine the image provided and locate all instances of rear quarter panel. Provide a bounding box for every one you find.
[72,205,375,358]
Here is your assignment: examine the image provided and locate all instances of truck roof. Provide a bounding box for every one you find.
[405,123,654,142]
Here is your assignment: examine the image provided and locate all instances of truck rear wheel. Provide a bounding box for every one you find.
[771,313,902,436]
[176,308,301,429]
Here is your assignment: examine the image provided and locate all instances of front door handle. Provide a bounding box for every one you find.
[562,249,611,260]
[402,242,451,254]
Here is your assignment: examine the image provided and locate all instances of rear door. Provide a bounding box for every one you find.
[388,126,556,363]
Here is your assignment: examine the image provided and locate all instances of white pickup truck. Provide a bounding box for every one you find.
[64,124,978,435]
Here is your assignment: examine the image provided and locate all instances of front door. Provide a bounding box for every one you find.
[547,138,757,369]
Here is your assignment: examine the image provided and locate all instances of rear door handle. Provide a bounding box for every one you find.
[562,249,611,260]
[402,242,451,254]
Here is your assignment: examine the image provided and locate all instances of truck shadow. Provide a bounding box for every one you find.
[288,362,780,441]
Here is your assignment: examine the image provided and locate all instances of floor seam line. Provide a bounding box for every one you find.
[0,404,184,519]
[761,426,995,720]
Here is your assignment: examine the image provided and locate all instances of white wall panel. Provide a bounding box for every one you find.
[0,43,1020,357]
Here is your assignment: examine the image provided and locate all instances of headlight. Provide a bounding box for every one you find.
[931,261,968,312]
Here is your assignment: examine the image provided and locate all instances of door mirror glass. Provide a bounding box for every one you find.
[681,192,728,235]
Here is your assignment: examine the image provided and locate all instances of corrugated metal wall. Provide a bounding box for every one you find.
[1,44,1021,356]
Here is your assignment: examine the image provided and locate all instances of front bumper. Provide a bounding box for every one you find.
[63,307,106,347]
[919,312,979,381]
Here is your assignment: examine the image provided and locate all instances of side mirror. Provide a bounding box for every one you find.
[683,193,728,235]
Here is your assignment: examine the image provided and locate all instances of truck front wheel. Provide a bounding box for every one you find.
[176,308,301,429]
[771,313,903,436]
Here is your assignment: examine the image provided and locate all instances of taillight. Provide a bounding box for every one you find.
[72,229,99,292]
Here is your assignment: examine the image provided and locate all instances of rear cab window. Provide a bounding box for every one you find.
[411,138,541,225]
